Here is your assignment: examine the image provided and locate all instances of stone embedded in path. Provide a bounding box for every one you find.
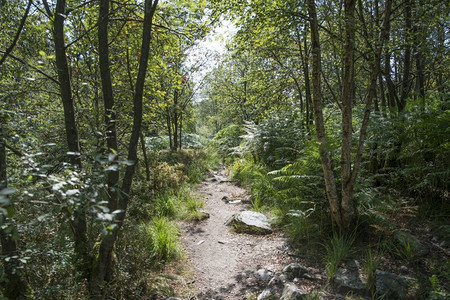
[226,211,273,235]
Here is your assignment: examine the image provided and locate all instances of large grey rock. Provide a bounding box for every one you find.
[394,230,429,257]
[376,269,418,299]
[282,263,308,279]
[226,211,272,234]
[280,283,308,299]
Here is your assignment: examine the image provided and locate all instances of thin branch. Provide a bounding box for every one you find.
[0,0,33,66]
[0,51,60,85]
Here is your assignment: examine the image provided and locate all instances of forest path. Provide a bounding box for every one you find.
[179,167,291,299]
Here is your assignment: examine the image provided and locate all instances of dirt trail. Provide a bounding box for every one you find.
[180,167,291,299]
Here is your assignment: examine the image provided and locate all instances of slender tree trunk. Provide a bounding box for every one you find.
[306,0,343,229]
[140,132,151,181]
[340,0,357,228]
[98,0,119,212]
[53,0,89,279]
[179,112,183,150]
[126,44,150,181]
[0,0,31,65]
[90,1,158,296]
[301,24,313,126]
[350,0,392,186]
[167,108,173,149]
[90,0,121,295]
[173,89,179,151]
[399,0,412,112]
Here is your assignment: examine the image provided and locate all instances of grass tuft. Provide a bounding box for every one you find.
[323,232,355,279]
[140,217,181,264]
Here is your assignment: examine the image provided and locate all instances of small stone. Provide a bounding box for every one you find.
[257,287,273,300]
[255,269,273,282]
[222,196,230,203]
[280,283,308,300]
[282,263,308,279]
[229,200,242,204]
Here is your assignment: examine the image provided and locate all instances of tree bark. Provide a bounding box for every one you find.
[300,24,313,127]
[173,89,179,151]
[53,0,89,279]
[350,0,392,186]
[306,0,343,229]
[399,0,412,112]
[340,0,357,228]
[140,132,151,181]
[90,0,158,296]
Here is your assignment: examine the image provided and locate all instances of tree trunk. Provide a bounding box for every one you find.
[306,0,343,229]
[350,0,392,187]
[399,0,412,112]
[179,112,183,150]
[53,0,89,279]
[90,0,158,296]
[340,0,357,228]
[140,132,151,181]
[173,89,179,151]
[167,108,173,150]
[301,25,313,126]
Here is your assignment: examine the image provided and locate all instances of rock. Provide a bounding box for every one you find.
[332,266,367,296]
[257,288,273,300]
[166,298,181,300]
[229,200,242,204]
[394,230,429,257]
[255,269,273,282]
[376,269,418,299]
[197,209,210,220]
[222,196,230,203]
[226,211,272,235]
[282,263,308,279]
[280,283,308,299]
[257,275,285,300]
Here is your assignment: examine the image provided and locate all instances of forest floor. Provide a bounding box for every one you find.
[165,167,449,300]
[178,167,291,299]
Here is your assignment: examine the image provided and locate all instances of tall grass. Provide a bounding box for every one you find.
[140,217,181,264]
[323,232,355,278]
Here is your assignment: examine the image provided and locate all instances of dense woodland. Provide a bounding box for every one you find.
[0,0,448,299]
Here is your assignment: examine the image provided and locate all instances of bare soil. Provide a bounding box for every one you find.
[179,167,291,299]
